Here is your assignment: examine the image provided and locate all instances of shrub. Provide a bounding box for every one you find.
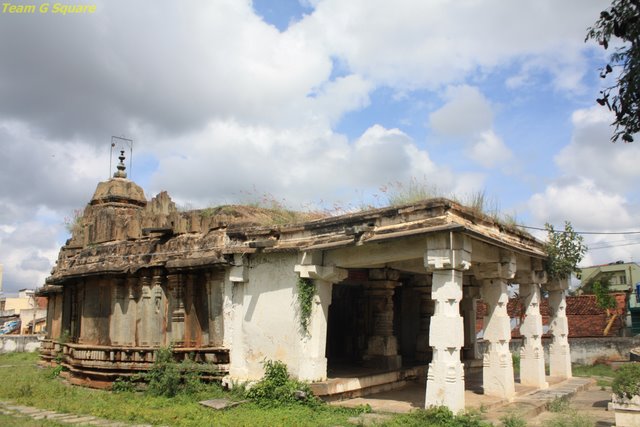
[500,413,527,427]
[389,406,491,426]
[612,363,640,399]
[246,360,317,407]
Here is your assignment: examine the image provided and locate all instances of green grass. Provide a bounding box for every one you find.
[572,363,616,378]
[0,353,363,427]
[0,413,66,427]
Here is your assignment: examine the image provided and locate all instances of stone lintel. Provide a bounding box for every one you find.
[514,269,547,285]
[473,252,516,280]
[425,233,471,271]
[544,278,570,291]
[229,254,248,283]
[369,268,401,281]
[294,264,348,283]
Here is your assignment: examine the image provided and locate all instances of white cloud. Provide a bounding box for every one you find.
[555,107,640,193]
[429,85,494,137]
[428,85,512,169]
[147,121,463,209]
[528,177,634,230]
[297,0,602,90]
[469,130,512,169]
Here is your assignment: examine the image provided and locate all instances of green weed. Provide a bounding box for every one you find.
[500,413,527,427]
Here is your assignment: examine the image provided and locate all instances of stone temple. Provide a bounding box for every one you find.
[39,153,572,412]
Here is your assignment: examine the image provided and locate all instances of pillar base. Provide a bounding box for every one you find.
[364,335,402,369]
[482,349,516,399]
[520,347,548,388]
[549,343,572,378]
[425,359,465,413]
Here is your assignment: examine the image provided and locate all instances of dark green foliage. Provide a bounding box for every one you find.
[297,277,315,334]
[146,347,182,397]
[612,363,640,399]
[143,347,218,397]
[111,377,136,393]
[544,222,587,281]
[586,0,640,142]
[592,277,617,311]
[246,360,318,407]
[387,406,491,427]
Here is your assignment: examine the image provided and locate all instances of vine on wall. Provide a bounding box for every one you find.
[297,277,315,335]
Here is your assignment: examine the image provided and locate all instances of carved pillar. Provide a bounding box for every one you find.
[137,274,152,346]
[475,252,516,400]
[462,284,480,361]
[124,277,137,346]
[167,273,185,346]
[424,232,470,413]
[516,264,548,389]
[294,260,347,381]
[110,278,127,346]
[415,284,434,362]
[547,279,572,378]
[363,280,402,370]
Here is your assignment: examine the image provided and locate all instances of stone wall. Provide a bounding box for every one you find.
[0,335,42,353]
[478,336,640,365]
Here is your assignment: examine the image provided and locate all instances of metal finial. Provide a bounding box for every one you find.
[113,150,127,178]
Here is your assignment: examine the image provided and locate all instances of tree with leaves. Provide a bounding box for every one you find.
[586,0,639,142]
[544,222,587,281]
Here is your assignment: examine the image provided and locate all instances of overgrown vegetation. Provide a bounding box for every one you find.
[612,362,640,399]
[0,352,364,426]
[548,395,571,413]
[385,406,491,427]
[63,208,83,236]
[296,277,316,335]
[245,360,317,407]
[544,222,587,280]
[499,412,527,427]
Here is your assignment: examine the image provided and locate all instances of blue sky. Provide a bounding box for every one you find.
[1,0,639,294]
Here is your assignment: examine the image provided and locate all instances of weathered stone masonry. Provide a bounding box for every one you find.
[40,156,569,411]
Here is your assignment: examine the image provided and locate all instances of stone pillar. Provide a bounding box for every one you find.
[516,265,548,389]
[424,232,470,413]
[167,273,185,346]
[415,284,434,362]
[462,285,480,361]
[294,260,347,381]
[138,274,152,346]
[475,252,516,400]
[109,278,127,346]
[363,280,402,370]
[547,279,572,379]
[228,254,249,380]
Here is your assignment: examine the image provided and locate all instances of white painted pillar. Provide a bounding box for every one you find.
[475,252,516,400]
[294,261,347,381]
[424,232,470,413]
[228,254,249,380]
[547,279,572,379]
[517,277,548,388]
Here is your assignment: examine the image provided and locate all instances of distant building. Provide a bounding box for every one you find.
[578,261,640,335]
[1,289,47,334]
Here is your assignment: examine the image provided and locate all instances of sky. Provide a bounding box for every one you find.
[1,0,639,295]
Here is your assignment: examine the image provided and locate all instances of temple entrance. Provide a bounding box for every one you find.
[325,271,427,375]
